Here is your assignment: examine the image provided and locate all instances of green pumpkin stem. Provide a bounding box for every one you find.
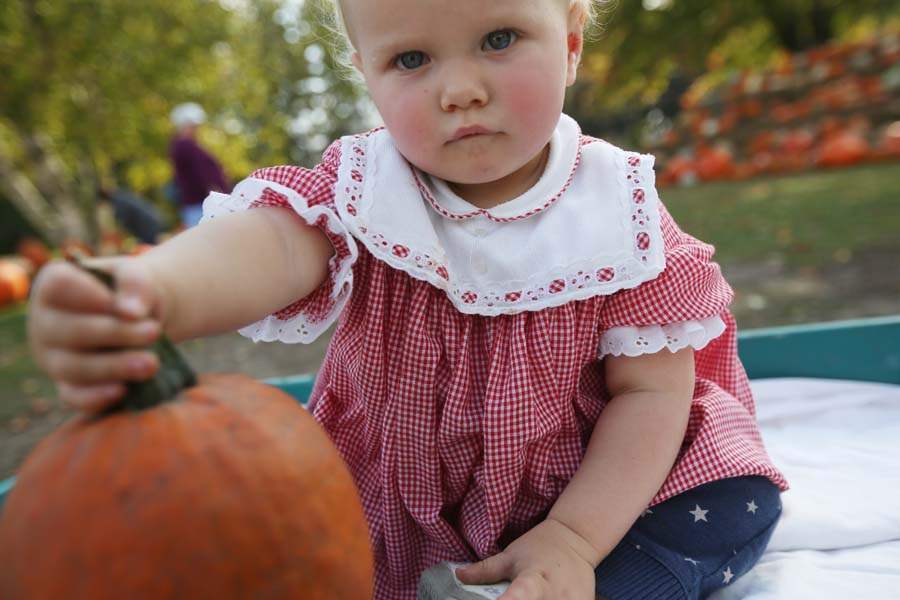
[70,256,197,412]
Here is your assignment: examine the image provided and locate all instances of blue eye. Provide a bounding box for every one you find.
[483,30,517,51]
[395,51,428,70]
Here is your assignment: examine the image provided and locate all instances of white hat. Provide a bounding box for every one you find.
[170,103,207,128]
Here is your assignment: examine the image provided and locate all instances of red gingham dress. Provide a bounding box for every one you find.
[207,128,788,600]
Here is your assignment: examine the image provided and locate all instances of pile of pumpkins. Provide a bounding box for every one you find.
[653,32,900,186]
[0,238,49,310]
[0,236,156,311]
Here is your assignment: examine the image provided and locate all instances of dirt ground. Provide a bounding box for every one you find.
[3,247,900,481]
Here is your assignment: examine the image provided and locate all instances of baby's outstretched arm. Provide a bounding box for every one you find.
[28,207,333,412]
[136,207,333,341]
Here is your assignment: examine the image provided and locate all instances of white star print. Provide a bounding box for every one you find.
[689,504,709,522]
[641,508,654,518]
[746,499,759,514]
[684,557,700,566]
[723,566,734,584]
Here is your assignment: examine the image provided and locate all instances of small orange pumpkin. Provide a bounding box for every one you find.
[816,131,870,168]
[0,270,373,598]
[0,259,30,307]
[881,121,900,157]
[695,145,735,182]
[15,238,51,272]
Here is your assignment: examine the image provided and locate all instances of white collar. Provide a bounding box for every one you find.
[413,114,582,222]
[335,116,666,316]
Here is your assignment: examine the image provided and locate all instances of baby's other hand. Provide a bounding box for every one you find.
[456,518,597,599]
[27,258,166,414]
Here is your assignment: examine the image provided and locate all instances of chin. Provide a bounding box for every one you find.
[434,162,517,186]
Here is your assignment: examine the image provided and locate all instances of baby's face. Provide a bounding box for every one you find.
[344,0,582,188]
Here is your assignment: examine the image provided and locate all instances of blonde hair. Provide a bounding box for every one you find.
[318,0,607,79]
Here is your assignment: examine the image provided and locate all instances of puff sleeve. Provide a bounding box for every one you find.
[598,201,730,357]
[200,141,358,343]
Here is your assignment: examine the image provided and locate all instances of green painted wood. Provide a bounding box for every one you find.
[0,476,13,510]
[738,315,900,384]
[263,374,316,404]
[2,317,898,509]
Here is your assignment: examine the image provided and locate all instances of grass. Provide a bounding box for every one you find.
[661,163,900,267]
[0,306,55,423]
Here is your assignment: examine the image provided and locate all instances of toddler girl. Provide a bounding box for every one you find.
[28,0,787,598]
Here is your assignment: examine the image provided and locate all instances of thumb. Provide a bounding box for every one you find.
[111,261,162,321]
[456,554,511,585]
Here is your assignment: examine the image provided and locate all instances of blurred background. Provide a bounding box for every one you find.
[1,0,899,477]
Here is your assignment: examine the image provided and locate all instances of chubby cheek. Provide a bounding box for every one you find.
[495,60,566,148]
[373,84,437,167]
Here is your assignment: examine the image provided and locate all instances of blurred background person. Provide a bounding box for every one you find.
[168,102,229,228]
[97,184,164,245]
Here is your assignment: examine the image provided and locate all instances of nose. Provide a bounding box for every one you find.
[440,61,489,112]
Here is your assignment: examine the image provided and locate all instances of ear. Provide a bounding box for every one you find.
[565,8,587,86]
[350,50,364,74]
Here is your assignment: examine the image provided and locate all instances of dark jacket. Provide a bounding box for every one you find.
[169,136,229,206]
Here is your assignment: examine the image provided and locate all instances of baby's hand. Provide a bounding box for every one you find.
[27,258,166,414]
[456,519,597,599]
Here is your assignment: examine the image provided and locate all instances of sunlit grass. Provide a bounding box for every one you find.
[661,163,900,267]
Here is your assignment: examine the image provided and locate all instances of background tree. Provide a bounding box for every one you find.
[0,0,368,247]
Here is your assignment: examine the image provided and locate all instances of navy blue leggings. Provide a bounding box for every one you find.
[595,476,782,599]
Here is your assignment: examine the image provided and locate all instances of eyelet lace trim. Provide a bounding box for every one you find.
[337,133,666,316]
[201,178,358,343]
[599,316,727,357]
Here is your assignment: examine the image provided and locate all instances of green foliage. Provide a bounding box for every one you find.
[0,0,368,214]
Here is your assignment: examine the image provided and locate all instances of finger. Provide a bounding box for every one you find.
[36,309,160,350]
[111,262,160,321]
[456,554,512,585]
[498,572,547,600]
[57,382,127,413]
[44,348,159,385]
[31,261,116,314]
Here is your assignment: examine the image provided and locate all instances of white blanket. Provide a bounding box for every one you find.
[711,378,900,600]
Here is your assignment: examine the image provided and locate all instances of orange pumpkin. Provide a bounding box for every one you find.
[751,152,775,176]
[781,129,816,155]
[816,131,870,168]
[15,238,51,272]
[695,145,735,182]
[0,259,30,307]
[880,121,900,157]
[0,324,373,598]
[660,154,696,187]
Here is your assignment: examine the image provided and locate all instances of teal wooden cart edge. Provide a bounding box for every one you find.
[737,314,900,384]
[2,315,898,510]
[0,477,14,507]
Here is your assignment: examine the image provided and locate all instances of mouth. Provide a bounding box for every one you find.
[448,125,495,143]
